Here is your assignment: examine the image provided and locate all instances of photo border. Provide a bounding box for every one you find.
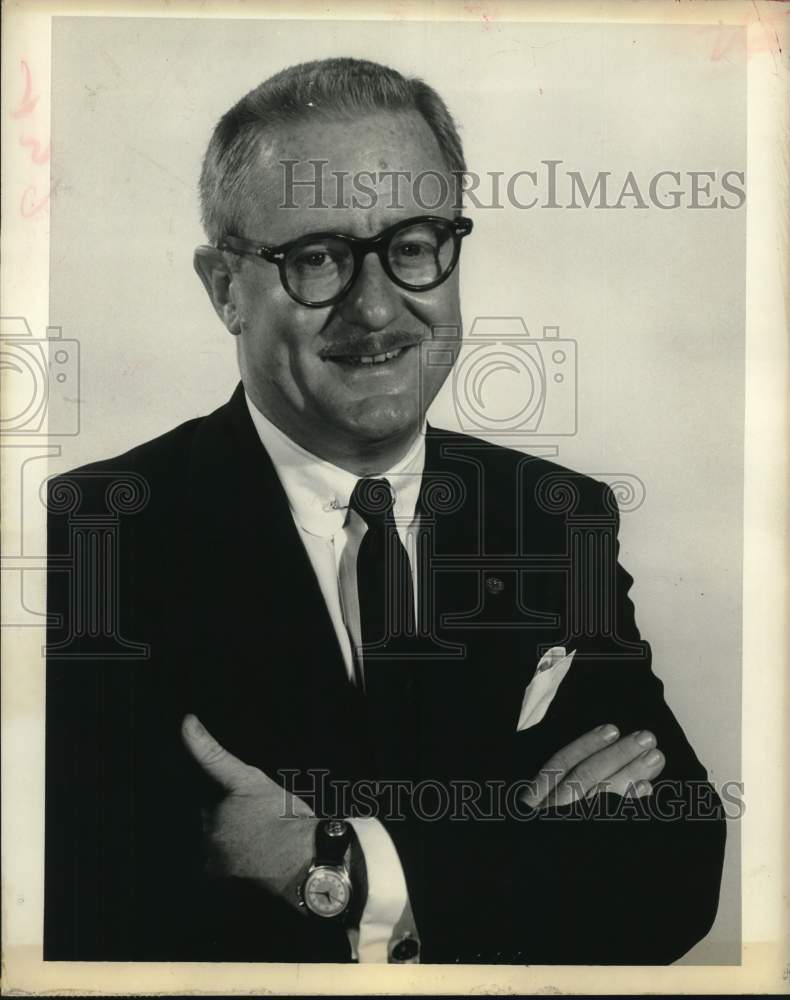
[2,0,786,993]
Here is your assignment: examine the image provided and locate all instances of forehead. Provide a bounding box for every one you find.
[244,110,454,241]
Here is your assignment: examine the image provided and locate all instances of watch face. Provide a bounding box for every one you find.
[304,867,351,918]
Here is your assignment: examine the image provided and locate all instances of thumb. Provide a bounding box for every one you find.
[181,713,255,792]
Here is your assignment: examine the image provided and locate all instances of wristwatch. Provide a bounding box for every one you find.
[297,819,353,919]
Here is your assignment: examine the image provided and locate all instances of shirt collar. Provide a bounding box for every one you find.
[245,392,426,539]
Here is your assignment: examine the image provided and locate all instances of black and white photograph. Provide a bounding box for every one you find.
[2,1,786,994]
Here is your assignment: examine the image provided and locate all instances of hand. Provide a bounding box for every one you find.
[521,724,665,809]
[181,713,317,911]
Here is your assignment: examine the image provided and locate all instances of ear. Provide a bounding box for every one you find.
[193,246,242,336]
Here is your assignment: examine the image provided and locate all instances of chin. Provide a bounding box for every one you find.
[342,398,422,445]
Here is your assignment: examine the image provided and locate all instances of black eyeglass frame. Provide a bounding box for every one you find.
[216,214,474,308]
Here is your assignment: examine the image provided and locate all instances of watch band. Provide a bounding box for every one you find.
[314,819,351,867]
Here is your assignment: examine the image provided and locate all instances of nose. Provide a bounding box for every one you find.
[338,253,402,331]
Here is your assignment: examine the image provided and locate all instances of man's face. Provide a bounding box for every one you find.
[221,111,462,464]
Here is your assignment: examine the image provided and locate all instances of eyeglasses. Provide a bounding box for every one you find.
[217,214,473,308]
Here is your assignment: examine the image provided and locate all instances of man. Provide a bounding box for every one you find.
[45,57,725,965]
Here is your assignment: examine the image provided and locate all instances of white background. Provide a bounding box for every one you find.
[48,16,746,963]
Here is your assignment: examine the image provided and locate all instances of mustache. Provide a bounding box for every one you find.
[318,330,426,359]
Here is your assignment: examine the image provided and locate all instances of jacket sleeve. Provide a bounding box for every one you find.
[44,468,351,962]
[500,551,727,964]
[382,482,726,965]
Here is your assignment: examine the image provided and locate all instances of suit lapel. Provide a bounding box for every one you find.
[184,384,369,792]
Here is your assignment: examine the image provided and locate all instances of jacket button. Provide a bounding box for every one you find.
[486,576,505,595]
[390,934,420,962]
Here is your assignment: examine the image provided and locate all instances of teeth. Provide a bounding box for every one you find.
[340,347,404,366]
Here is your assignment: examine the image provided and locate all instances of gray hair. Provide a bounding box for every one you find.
[198,57,467,244]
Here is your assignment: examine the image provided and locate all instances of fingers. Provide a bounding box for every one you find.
[591,744,666,799]
[522,723,621,807]
[551,732,665,807]
[523,727,666,809]
[181,714,258,793]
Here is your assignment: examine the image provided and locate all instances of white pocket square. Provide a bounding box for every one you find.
[516,646,576,732]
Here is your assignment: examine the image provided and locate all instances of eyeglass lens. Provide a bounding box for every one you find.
[285,219,456,304]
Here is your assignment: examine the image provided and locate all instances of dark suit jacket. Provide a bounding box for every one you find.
[45,383,725,964]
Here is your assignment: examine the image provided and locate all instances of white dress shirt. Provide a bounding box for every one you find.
[245,393,420,963]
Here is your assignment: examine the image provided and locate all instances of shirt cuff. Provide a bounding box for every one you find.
[346,816,418,963]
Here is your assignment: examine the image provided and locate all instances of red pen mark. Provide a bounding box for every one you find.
[20,134,51,165]
[13,59,52,219]
[12,59,39,118]
[20,185,51,219]
[463,1,498,29]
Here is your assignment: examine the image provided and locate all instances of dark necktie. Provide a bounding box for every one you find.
[349,477,419,780]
